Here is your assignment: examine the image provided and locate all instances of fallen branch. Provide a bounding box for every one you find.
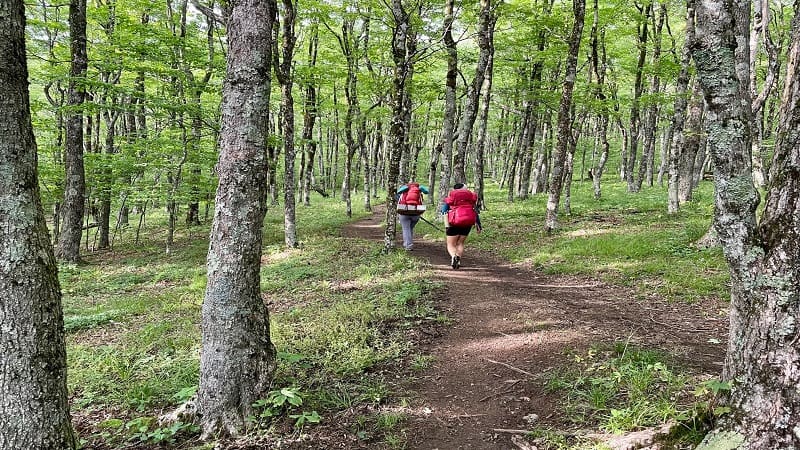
[527,284,599,288]
[486,358,536,378]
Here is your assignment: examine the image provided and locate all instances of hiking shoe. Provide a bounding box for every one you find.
[451,255,458,269]
[454,255,461,269]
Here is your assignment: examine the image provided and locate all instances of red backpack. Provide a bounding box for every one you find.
[400,183,423,205]
[446,189,478,227]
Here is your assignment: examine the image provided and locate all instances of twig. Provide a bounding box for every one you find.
[479,379,523,402]
[527,284,599,288]
[493,428,533,434]
[486,359,535,378]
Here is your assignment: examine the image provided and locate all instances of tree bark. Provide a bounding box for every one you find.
[625,1,650,192]
[590,0,610,199]
[473,12,496,211]
[275,0,298,247]
[301,23,319,207]
[56,0,88,262]
[667,0,694,214]
[437,0,457,209]
[0,0,76,445]
[384,0,415,252]
[545,0,585,232]
[693,0,800,446]
[637,2,665,190]
[453,0,493,184]
[198,0,277,437]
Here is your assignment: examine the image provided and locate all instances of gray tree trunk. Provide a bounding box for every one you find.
[198,0,277,437]
[625,2,650,192]
[749,0,780,188]
[56,0,88,262]
[637,2,665,190]
[693,0,800,446]
[667,0,694,214]
[473,13,496,211]
[453,0,493,184]
[0,0,76,445]
[545,0,585,231]
[275,0,298,247]
[301,24,319,207]
[679,82,704,203]
[384,0,415,252]
[590,0,610,199]
[437,0,456,208]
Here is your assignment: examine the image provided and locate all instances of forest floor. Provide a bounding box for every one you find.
[334,207,729,450]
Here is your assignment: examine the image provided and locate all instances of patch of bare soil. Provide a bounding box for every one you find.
[303,209,728,449]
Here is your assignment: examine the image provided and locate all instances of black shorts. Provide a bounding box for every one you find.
[445,226,472,236]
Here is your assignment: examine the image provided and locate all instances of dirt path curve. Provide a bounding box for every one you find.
[343,209,728,450]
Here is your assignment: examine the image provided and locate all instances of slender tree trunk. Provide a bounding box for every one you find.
[0,1,76,445]
[545,0,585,231]
[198,0,277,437]
[275,0,297,247]
[637,2,665,190]
[474,15,496,211]
[384,0,415,252]
[302,24,319,207]
[626,2,650,192]
[453,0,493,184]
[438,0,457,208]
[668,0,694,214]
[590,0,610,199]
[679,82,704,203]
[56,0,88,262]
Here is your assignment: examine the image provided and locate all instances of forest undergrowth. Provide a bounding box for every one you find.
[62,180,729,449]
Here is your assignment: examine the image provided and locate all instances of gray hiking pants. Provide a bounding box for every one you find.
[398,214,420,250]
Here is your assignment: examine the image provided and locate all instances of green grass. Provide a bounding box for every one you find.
[473,180,729,302]
[61,179,728,448]
[63,195,438,447]
[544,343,706,447]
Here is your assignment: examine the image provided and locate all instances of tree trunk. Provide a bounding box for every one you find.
[693,0,800,446]
[453,0,493,184]
[667,0,694,215]
[56,0,88,263]
[679,82,704,203]
[275,0,297,247]
[590,0,610,199]
[198,0,277,437]
[0,1,76,445]
[473,13,496,211]
[437,0,457,208]
[545,0,585,232]
[625,2,650,192]
[637,2,665,190]
[301,24,319,207]
[384,0,415,252]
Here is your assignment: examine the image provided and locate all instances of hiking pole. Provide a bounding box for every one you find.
[419,215,444,232]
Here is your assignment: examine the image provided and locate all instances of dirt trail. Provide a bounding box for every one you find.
[343,209,728,450]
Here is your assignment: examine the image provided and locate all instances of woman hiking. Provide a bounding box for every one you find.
[441,183,481,269]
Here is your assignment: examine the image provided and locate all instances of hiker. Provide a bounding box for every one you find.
[396,181,429,251]
[442,183,481,269]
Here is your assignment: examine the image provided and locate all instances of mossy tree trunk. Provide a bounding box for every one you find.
[384,0,415,252]
[545,0,585,232]
[693,0,800,446]
[0,0,76,445]
[197,0,277,437]
[56,0,88,263]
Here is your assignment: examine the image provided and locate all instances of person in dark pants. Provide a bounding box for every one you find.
[441,183,481,269]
